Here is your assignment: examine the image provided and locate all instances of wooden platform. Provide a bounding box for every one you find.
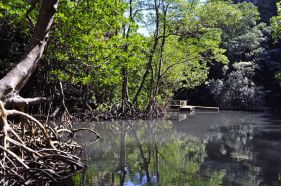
[171,100,219,112]
[192,106,219,112]
[179,106,195,111]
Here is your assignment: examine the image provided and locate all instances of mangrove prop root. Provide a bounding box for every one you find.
[72,99,166,121]
[0,101,98,185]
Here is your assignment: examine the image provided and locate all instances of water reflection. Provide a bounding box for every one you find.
[56,111,281,186]
[67,119,225,186]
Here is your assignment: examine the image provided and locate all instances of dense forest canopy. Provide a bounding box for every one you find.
[0,0,281,116]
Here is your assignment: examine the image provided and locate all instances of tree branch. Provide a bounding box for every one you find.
[5,96,50,107]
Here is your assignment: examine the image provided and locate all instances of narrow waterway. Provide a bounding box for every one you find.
[57,111,281,186]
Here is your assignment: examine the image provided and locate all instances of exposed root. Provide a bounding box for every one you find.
[110,100,139,119]
[144,100,165,118]
[0,100,100,185]
[72,99,167,121]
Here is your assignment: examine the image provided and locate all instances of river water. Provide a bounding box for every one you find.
[58,111,281,186]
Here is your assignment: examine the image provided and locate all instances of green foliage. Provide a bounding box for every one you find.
[271,1,281,42]
[276,71,281,85]
[271,1,281,88]
[199,1,242,28]
[138,0,241,105]
[47,0,149,107]
[0,0,30,18]
[47,0,239,108]
[0,0,38,31]
[0,1,32,78]
[207,2,269,110]
[222,3,268,62]
[2,0,279,112]
[209,62,265,110]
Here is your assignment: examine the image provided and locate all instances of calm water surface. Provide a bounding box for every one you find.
[61,111,281,186]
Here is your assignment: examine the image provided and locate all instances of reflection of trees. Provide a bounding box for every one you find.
[68,112,281,186]
[113,121,128,186]
[133,130,152,183]
[203,114,263,186]
[70,119,225,186]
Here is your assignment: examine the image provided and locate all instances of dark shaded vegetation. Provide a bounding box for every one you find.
[176,0,281,112]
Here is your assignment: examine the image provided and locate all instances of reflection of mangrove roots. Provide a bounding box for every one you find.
[0,101,99,185]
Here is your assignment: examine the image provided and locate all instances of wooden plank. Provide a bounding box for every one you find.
[178,105,219,112]
[179,106,195,112]
[180,106,194,109]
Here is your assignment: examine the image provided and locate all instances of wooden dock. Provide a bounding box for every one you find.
[191,105,219,112]
[171,100,219,112]
[179,105,195,111]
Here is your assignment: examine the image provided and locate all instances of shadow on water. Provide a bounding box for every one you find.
[54,111,281,186]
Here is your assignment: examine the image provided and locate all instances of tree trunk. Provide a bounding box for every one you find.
[152,2,167,102]
[121,0,132,109]
[0,0,59,100]
[133,0,160,104]
[121,67,129,102]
